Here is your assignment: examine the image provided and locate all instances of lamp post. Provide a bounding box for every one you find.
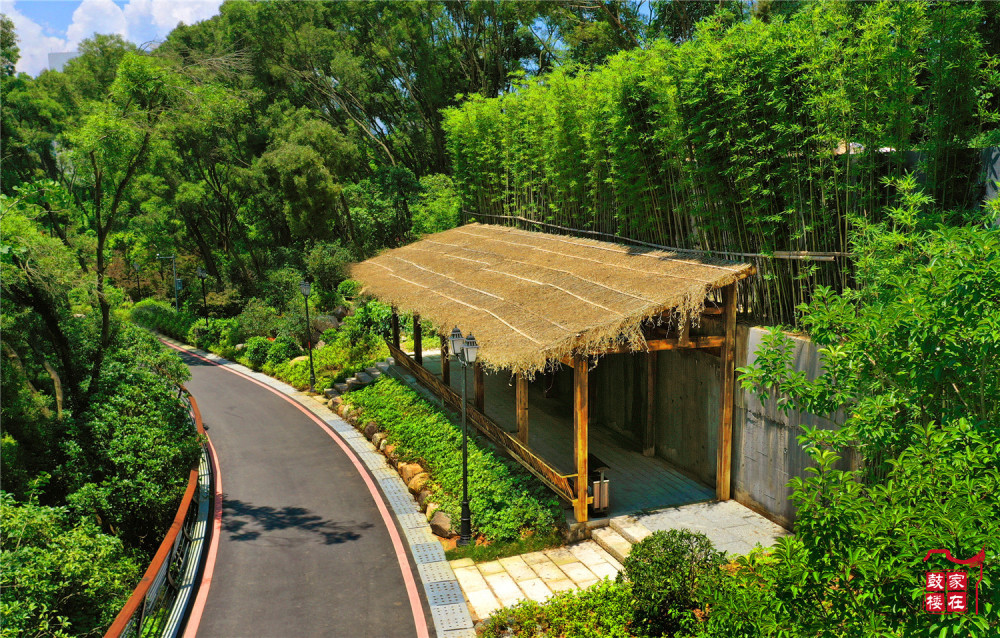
[196,267,209,328]
[132,261,141,302]
[300,280,317,392]
[450,326,479,547]
[156,254,179,312]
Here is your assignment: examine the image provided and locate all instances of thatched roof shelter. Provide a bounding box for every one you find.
[351,224,753,375]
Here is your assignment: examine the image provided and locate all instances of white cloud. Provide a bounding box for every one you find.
[6,2,72,76]
[8,0,223,76]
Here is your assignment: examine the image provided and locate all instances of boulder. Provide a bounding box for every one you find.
[383,445,398,467]
[291,355,309,363]
[429,510,454,538]
[378,438,388,451]
[416,489,433,510]
[329,395,344,408]
[316,314,340,332]
[399,462,424,484]
[407,472,430,495]
[363,422,379,440]
[331,305,350,321]
[372,432,387,448]
[235,343,246,351]
[425,502,439,521]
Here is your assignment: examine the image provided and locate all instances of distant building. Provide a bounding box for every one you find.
[47,51,81,72]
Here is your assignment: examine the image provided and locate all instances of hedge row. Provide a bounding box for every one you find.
[343,377,561,543]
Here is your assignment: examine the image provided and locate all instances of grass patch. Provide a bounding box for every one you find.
[444,528,563,563]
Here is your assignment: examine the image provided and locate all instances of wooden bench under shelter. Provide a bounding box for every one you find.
[351,223,755,524]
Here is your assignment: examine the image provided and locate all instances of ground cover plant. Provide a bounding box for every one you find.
[342,377,562,543]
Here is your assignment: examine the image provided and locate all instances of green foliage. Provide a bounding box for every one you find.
[336,278,362,301]
[0,492,141,638]
[444,528,562,564]
[411,173,460,235]
[243,336,271,371]
[187,317,239,352]
[130,298,198,341]
[235,298,281,339]
[343,378,561,542]
[618,529,724,636]
[340,299,392,343]
[265,334,301,367]
[305,241,352,307]
[271,330,386,391]
[481,581,637,638]
[691,419,999,638]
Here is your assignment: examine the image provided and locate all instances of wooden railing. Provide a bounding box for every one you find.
[105,391,211,638]
[388,343,577,504]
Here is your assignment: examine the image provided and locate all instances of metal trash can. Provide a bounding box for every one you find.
[590,469,609,515]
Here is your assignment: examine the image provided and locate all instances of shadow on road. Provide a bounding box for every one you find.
[222,498,373,545]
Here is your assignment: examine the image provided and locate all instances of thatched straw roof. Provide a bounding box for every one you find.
[351,224,753,375]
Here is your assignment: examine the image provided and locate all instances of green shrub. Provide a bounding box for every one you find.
[343,377,561,542]
[244,336,271,370]
[271,330,386,391]
[266,335,301,366]
[306,241,352,307]
[340,299,392,343]
[186,318,240,351]
[481,581,636,638]
[236,298,281,338]
[130,298,197,340]
[336,278,362,300]
[618,529,723,637]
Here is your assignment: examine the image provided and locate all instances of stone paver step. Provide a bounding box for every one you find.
[334,382,349,394]
[323,387,338,398]
[364,366,381,377]
[591,527,634,565]
[375,361,391,373]
[355,371,373,384]
[610,515,652,545]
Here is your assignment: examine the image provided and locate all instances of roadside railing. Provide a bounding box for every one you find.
[105,391,213,638]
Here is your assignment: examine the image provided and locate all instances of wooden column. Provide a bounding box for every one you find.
[644,351,657,457]
[474,362,485,412]
[715,284,737,500]
[440,335,450,385]
[573,355,589,523]
[391,307,400,350]
[516,374,529,445]
[413,313,422,366]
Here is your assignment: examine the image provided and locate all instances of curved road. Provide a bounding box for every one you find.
[174,346,433,637]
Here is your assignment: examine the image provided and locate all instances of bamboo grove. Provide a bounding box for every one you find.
[443,2,999,324]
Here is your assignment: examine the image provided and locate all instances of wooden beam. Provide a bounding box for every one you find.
[413,313,422,366]
[644,351,657,457]
[391,307,400,350]
[559,355,575,368]
[715,283,737,500]
[601,336,725,355]
[573,354,589,523]
[516,374,529,445]
[474,361,484,412]
[440,335,450,385]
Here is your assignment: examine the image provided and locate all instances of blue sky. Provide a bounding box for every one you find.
[2,0,224,75]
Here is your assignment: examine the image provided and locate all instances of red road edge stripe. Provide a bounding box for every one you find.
[164,341,430,638]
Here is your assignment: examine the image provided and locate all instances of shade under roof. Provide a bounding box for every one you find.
[351,224,753,375]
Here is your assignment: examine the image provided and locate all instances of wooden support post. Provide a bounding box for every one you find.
[474,362,484,412]
[715,284,737,500]
[679,313,692,347]
[413,313,422,366]
[516,374,529,445]
[391,307,400,350]
[644,351,657,457]
[573,355,589,523]
[440,335,450,385]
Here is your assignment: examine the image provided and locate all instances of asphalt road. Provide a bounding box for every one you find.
[178,348,432,637]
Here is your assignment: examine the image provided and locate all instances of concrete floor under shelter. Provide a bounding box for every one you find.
[388,350,715,521]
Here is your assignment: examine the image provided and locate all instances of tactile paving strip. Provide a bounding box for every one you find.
[404,526,436,545]
[410,542,447,565]
[370,467,398,480]
[396,512,429,529]
[425,580,465,606]
[429,603,474,631]
[440,629,477,638]
[387,494,419,513]
[416,561,454,584]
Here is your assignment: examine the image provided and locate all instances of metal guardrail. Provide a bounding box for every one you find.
[105,392,213,638]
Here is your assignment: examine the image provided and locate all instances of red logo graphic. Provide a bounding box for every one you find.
[923,548,985,615]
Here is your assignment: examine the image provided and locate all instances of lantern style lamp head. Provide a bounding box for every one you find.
[299,280,311,297]
[450,326,464,357]
[196,266,207,280]
[463,333,479,363]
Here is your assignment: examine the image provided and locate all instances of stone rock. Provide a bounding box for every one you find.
[425,502,439,521]
[291,355,309,363]
[429,510,454,538]
[416,489,433,510]
[323,388,338,399]
[330,395,344,408]
[331,305,350,321]
[407,472,430,495]
[315,340,326,350]
[235,343,246,351]
[363,422,379,440]
[346,409,361,426]
[372,432,387,448]
[383,445,398,467]
[399,462,424,484]
[316,314,340,332]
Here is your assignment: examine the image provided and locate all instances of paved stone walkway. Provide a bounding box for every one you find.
[635,500,789,555]
[449,540,622,621]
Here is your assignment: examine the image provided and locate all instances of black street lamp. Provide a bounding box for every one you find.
[156,253,179,312]
[450,326,479,547]
[300,280,317,392]
[132,261,141,302]
[196,267,209,328]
